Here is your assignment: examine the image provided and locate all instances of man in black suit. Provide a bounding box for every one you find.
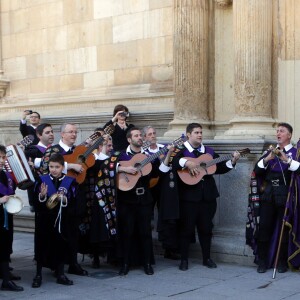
[170,123,240,271]
[19,110,41,145]
[25,123,54,212]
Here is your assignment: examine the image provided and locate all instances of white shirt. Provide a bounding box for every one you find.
[34,142,48,169]
[257,143,300,171]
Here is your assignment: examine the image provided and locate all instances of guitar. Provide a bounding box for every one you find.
[117,136,185,191]
[177,148,250,185]
[18,135,35,147]
[64,125,115,184]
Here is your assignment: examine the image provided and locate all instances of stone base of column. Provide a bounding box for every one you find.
[215,116,276,140]
[162,118,214,141]
[0,76,10,98]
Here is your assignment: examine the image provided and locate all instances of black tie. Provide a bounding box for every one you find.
[66,148,73,154]
[193,149,201,158]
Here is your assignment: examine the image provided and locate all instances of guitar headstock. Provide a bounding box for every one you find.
[104,124,115,135]
[18,135,34,147]
[88,131,102,142]
[237,148,251,156]
[170,135,186,148]
[142,140,151,151]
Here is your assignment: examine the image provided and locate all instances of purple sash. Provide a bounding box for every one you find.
[40,174,74,197]
[0,172,15,196]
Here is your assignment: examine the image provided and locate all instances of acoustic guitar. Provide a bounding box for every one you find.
[64,125,114,184]
[177,148,250,185]
[117,136,185,191]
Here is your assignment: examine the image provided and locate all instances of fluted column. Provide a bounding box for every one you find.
[0,1,10,98]
[164,0,211,139]
[222,0,274,138]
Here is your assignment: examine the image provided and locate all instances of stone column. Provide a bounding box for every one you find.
[164,0,212,139]
[0,1,10,98]
[220,0,274,139]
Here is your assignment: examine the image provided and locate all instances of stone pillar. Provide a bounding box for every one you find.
[220,0,275,139]
[164,0,212,139]
[0,1,10,98]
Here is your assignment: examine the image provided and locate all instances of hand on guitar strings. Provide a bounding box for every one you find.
[185,160,200,177]
[68,163,84,173]
[118,165,138,175]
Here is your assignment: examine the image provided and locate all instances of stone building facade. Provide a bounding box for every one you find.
[1,0,300,264]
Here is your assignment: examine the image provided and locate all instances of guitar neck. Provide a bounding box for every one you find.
[83,136,105,158]
[139,146,168,168]
[205,154,232,168]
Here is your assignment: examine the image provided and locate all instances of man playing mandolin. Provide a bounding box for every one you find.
[168,123,240,271]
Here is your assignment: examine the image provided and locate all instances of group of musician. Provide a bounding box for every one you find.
[1,104,300,292]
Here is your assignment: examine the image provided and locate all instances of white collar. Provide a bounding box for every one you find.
[184,141,205,153]
[37,141,47,148]
[276,143,294,152]
[125,145,145,155]
[59,140,74,152]
[147,143,165,153]
[94,152,109,160]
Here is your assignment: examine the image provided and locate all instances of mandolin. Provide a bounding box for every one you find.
[177,148,250,185]
[117,136,185,191]
[64,125,114,184]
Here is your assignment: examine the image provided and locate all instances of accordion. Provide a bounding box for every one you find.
[5,144,35,190]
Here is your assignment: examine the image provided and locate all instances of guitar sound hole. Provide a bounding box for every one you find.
[78,155,85,163]
[199,162,206,168]
[134,163,141,169]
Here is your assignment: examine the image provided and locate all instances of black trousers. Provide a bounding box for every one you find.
[118,201,153,265]
[257,200,288,262]
[179,200,217,261]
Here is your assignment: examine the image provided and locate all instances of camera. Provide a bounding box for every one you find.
[24,110,33,114]
[120,112,129,118]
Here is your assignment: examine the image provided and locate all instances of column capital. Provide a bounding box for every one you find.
[215,0,232,9]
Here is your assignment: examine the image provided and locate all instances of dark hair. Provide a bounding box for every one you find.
[186,123,202,134]
[126,127,140,139]
[94,127,104,132]
[36,123,52,136]
[49,153,64,166]
[277,122,293,135]
[31,111,41,119]
[113,104,129,116]
[0,144,6,154]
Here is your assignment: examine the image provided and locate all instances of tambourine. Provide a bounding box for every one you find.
[4,195,24,214]
[46,193,67,210]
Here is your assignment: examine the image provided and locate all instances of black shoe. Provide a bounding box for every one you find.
[0,271,21,281]
[257,261,267,273]
[203,258,217,269]
[277,261,288,273]
[144,264,154,275]
[56,275,73,285]
[68,263,88,276]
[118,264,129,276]
[164,250,181,260]
[9,272,21,281]
[179,260,188,271]
[32,275,42,288]
[1,281,24,292]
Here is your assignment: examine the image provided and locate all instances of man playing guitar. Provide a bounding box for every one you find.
[165,123,240,271]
